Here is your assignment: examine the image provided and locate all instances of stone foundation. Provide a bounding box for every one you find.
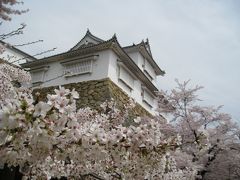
[33,78,152,117]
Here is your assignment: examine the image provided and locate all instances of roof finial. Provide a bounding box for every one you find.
[146,38,149,44]
[112,33,117,39]
[86,28,91,34]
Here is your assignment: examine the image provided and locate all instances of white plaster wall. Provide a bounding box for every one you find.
[107,51,157,114]
[137,53,157,85]
[131,80,143,104]
[127,52,139,65]
[32,50,111,88]
[107,51,136,96]
[0,48,30,65]
[107,51,119,84]
[126,51,157,85]
[137,53,145,71]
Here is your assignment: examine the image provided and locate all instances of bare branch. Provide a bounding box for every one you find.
[9,47,57,64]
[0,23,26,40]
[13,39,43,47]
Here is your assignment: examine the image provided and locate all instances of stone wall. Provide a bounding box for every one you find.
[33,78,152,117]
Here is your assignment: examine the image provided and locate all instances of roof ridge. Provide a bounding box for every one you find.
[144,38,153,57]
[69,29,105,51]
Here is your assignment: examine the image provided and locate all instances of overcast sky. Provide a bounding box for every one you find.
[2,0,240,120]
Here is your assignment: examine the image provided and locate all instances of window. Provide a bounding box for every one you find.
[32,70,45,83]
[30,66,49,85]
[142,87,154,108]
[118,65,134,90]
[63,59,93,77]
[143,59,155,80]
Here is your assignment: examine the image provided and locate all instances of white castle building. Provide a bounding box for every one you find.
[0,40,36,65]
[22,30,165,114]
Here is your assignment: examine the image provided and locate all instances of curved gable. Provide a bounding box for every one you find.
[70,29,104,51]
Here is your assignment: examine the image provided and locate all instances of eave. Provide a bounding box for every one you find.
[21,38,115,67]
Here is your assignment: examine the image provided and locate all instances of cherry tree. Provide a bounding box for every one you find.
[157,79,240,179]
[0,0,27,55]
[0,62,198,179]
[0,0,28,21]
[204,144,240,180]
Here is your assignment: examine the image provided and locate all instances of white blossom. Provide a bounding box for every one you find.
[33,101,51,118]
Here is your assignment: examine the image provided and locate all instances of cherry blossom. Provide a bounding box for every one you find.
[157,79,240,179]
[0,64,197,179]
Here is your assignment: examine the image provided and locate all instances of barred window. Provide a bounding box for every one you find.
[118,66,134,89]
[63,60,93,77]
[31,66,49,84]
